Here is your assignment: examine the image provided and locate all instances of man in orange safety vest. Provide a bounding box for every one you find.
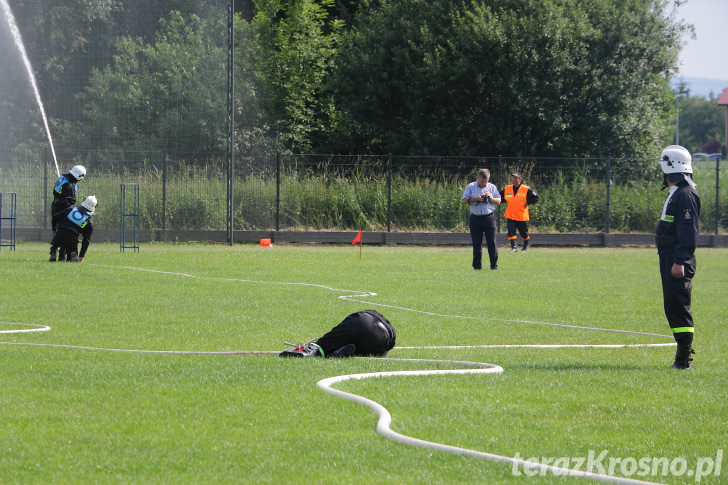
[501,172,539,252]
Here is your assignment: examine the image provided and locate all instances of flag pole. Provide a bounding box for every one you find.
[352,229,363,258]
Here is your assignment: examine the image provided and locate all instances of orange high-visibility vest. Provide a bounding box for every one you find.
[503,184,530,221]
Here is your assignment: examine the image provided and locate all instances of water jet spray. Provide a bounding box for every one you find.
[1,0,60,177]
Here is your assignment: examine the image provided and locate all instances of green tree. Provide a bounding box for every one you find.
[232,12,284,171]
[0,14,38,162]
[675,96,725,156]
[244,0,343,153]
[80,10,227,160]
[327,0,687,167]
[3,0,226,161]
[1,0,119,161]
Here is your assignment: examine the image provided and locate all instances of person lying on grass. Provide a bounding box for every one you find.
[280,310,396,358]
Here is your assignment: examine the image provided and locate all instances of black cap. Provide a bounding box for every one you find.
[512,172,523,178]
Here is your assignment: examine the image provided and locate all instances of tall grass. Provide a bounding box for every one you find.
[1,160,726,232]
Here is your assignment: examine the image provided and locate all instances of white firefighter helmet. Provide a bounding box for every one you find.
[69,165,87,180]
[81,195,97,214]
[660,145,692,174]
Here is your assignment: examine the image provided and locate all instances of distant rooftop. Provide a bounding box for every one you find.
[718,87,728,106]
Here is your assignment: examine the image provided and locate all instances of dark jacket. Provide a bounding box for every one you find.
[316,310,396,357]
[52,173,79,209]
[655,181,700,264]
[53,206,94,258]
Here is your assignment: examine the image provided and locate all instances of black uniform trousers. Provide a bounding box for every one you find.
[51,200,72,232]
[507,219,529,241]
[51,228,81,258]
[316,310,396,357]
[469,213,498,269]
[658,249,695,335]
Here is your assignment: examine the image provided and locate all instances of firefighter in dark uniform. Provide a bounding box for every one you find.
[655,145,700,370]
[50,165,86,261]
[50,195,96,263]
[279,310,396,358]
[501,172,539,252]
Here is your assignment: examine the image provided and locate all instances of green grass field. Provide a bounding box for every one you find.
[1,243,726,483]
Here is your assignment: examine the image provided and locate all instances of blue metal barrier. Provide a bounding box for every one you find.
[0,193,17,252]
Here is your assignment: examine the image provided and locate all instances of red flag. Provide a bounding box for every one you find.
[351,230,362,245]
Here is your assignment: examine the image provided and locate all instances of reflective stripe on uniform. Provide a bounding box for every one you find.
[672,326,694,333]
[67,207,90,229]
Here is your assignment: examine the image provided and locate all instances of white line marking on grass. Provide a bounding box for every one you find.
[502,319,671,338]
[90,264,369,295]
[0,322,51,334]
[0,341,674,353]
[338,295,672,338]
[91,264,670,339]
[0,341,276,354]
[396,343,675,349]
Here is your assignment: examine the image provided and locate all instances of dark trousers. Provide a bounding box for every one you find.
[658,250,695,340]
[316,310,396,357]
[469,213,498,269]
[51,229,79,258]
[507,219,529,240]
[51,201,70,232]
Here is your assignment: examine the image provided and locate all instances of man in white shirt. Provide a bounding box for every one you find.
[461,168,501,270]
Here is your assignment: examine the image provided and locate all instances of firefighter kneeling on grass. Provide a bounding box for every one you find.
[280,310,396,358]
[49,195,97,263]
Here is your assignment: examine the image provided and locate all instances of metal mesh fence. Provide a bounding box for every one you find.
[1,151,725,235]
[1,0,230,229]
[1,1,725,238]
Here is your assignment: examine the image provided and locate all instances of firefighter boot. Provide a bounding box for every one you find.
[671,345,694,370]
[509,240,517,252]
[330,344,356,358]
[59,248,67,261]
[521,239,529,252]
[279,342,324,358]
[68,252,80,262]
[49,247,57,262]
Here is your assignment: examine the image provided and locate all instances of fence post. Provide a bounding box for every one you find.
[162,151,167,232]
[0,193,17,252]
[226,0,234,246]
[43,149,49,229]
[605,157,612,234]
[276,152,281,231]
[716,157,721,235]
[498,155,504,187]
[120,183,140,252]
[497,155,503,233]
[387,153,392,232]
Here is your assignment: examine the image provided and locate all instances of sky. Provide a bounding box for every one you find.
[676,0,728,81]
